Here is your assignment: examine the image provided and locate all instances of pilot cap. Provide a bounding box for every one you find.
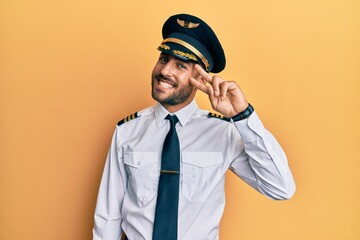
[157,13,226,73]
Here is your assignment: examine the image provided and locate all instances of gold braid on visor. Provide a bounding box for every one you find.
[162,38,210,71]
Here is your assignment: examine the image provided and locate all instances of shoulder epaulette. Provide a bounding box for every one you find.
[207,112,231,122]
[117,112,139,126]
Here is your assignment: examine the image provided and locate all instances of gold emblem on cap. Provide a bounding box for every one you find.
[161,38,211,71]
[177,19,200,28]
[158,43,170,50]
[172,50,197,61]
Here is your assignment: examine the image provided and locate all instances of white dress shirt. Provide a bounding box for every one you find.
[93,100,295,240]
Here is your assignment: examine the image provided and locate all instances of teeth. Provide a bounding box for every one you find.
[159,80,174,89]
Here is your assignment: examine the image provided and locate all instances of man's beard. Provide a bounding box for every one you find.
[151,74,194,106]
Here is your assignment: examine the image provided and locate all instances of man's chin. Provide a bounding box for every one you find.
[152,92,170,104]
[152,93,177,106]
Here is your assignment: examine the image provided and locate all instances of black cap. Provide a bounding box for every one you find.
[157,14,226,73]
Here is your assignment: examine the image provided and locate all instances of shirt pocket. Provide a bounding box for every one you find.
[181,152,224,202]
[124,151,160,206]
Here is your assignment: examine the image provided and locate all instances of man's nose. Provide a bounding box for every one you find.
[160,61,174,77]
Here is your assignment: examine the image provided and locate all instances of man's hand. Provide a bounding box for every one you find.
[189,64,249,117]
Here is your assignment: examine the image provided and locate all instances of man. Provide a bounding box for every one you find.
[93,13,295,240]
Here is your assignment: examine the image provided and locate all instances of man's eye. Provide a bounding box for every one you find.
[159,56,168,62]
[177,63,187,69]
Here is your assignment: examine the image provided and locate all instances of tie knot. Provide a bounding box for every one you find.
[165,114,179,129]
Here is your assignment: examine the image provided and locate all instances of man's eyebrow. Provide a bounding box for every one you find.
[175,58,192,66]
[160,53,193,66]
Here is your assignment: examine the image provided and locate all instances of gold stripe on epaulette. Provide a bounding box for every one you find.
[126,113,136,122]
[118,112,139,126]
[208,112,231,122]
[210,112,223,118]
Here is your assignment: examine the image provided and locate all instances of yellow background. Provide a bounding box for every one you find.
[1,0,359,239]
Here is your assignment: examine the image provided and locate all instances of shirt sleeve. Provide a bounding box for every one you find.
[93,127,126,240]
[229,111,296,200]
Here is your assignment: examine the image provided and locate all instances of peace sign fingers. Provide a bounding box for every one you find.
[194,64,213,84]
[193,64,225,97]
[189,75,213,96]
[190,64,249,117]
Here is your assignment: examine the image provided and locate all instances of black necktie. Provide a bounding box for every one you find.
[153,115,180,240]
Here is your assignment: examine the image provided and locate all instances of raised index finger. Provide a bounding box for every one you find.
[194,64,213,83]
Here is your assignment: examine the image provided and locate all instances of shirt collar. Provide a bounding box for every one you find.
[154,100,198,127]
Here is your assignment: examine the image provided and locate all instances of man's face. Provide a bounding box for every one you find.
[151,53,199,112]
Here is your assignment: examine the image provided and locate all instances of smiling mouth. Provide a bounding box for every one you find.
[156,77,176,89]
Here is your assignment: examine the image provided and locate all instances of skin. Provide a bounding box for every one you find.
[151,53,249,116]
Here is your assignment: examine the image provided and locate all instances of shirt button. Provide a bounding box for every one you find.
[136,161,141,166]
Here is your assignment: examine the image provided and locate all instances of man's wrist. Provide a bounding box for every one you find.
[231,103,254,122]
